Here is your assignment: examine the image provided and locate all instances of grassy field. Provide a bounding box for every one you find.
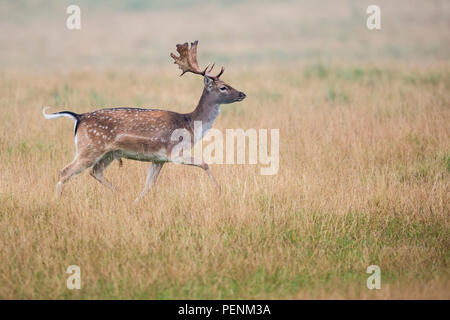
[0,0,449,299]
[0,64,448,299]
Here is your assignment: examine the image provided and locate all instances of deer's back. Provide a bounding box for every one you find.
[76,107,191,158]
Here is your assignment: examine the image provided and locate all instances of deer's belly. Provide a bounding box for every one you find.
[114,149,168,162]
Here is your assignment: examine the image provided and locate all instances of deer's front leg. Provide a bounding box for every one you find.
[170,156,221,194]
[134,162,164,204]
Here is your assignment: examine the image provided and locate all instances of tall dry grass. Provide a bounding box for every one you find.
[0,63,448,299]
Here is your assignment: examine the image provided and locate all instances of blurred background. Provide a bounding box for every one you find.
[1,0,449,72]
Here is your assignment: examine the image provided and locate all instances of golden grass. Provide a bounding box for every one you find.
[0,63,448,299]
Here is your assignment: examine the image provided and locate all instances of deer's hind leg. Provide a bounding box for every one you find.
[56,150,104,199]
[89,152,118,192]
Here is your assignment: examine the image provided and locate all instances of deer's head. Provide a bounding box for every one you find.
[171,41,246,105]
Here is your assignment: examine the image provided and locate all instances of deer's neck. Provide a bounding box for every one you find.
[189,89,220,138]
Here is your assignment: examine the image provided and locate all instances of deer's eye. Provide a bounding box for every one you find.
[220,86,227,91]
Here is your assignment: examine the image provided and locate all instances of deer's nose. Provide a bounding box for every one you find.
[238,92,246,100]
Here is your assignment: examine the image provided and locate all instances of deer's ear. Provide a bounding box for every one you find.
[204,75,213,90]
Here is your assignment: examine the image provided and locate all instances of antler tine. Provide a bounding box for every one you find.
[204,63,225,79]
[207,62,215,74]
[170,40,205,76]
[215,66,225,79]
[202,63,211,75]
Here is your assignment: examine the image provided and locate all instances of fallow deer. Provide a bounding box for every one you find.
[43,40,246,203]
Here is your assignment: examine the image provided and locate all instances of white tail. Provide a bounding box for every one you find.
[43,107,81,135]
[42,107,78,120]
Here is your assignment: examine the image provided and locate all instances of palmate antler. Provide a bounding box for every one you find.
[170,40,224,79]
